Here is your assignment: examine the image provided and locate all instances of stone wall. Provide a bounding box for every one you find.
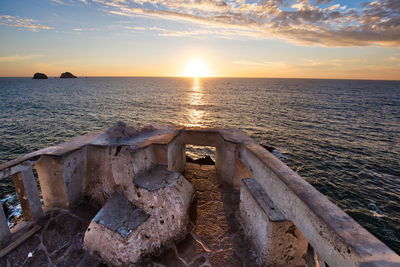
[0,124,399,267]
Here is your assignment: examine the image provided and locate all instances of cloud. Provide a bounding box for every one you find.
[0,15,53,31]
[50,0,89,4]
[0,55,45,62]
[90,0,400,47]
[50,0,66,4]
[72,27,98,31]
[233,58,369,70]
[123,25,262,40]
[388,56,400,62]
[233,60,279,67]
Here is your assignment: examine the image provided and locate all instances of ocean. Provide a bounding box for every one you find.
[0,77,399,253]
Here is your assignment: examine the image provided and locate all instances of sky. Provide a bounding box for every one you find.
[0,0,399,80]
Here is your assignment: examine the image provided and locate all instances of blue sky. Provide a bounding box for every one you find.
[0,0,399,79]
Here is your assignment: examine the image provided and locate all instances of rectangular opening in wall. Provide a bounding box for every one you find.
[0,175,21,229]
[0,168,43,229]
[32,168,44,207]
[185,145,216,165]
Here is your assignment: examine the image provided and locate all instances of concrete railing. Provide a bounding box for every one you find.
[0,162,43,244]
[0,125,399,266]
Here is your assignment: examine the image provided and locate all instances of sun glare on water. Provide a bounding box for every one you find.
[184,59,210,77]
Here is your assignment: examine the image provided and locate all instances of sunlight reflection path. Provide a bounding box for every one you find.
[186,78,206,127]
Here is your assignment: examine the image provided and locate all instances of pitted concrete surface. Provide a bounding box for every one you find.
[92,192,150,238]
[133,165,181,192]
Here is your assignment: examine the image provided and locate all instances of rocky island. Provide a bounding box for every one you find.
[60,72,77,78]
[32,73,48,79]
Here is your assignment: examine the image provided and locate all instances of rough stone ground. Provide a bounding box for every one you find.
[0,204,104,267]
[0,163,259,266]
[146,163,260,266]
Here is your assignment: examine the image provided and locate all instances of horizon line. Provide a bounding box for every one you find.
[1,75,399,82]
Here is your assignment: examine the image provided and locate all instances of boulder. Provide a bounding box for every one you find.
[33,73,48,79]
[60,72,77,78]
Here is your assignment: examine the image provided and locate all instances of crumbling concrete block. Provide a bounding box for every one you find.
[84,192,151,265]
[126,165,195,247]
[84,165,195,266]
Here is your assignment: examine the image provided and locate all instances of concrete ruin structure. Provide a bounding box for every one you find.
[0,123,399,266]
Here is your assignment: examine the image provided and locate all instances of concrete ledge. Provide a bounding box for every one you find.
[89,124,180,148]
[0,125,178,176]
[240,178,307,266]
[241,144,400,266]
[182,128,219,146]
[241,178,286,222]
[0,133,99,173]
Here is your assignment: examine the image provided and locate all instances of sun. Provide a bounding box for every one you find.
[184,59,210,77]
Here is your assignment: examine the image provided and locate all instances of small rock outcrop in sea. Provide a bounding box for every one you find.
[60,72,77,78]
[33,73,48,79]
[261,144,276,152]
[186,155,215,165]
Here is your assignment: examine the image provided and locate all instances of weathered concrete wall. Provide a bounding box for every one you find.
[111,145,156,190]
[182,129,218,147]
[35,147,86,209]
[153,144,168,166]
[234,146,253,184]
[240,178,307,266]
[239,144,400,266]
[84,146,116,207]
[216,137,236,186]
[62,147,86,207]
[216,138,252,188]
[36,156,69,209]
[85,144,157,207]
[167,134,185,173]
[2,124,399,266]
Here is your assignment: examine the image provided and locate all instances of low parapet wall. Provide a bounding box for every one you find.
[0,124,399,266]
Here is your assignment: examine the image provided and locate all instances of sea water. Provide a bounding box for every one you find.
[0,77,399,253]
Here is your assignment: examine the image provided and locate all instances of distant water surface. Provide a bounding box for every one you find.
[0,77,399,253]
